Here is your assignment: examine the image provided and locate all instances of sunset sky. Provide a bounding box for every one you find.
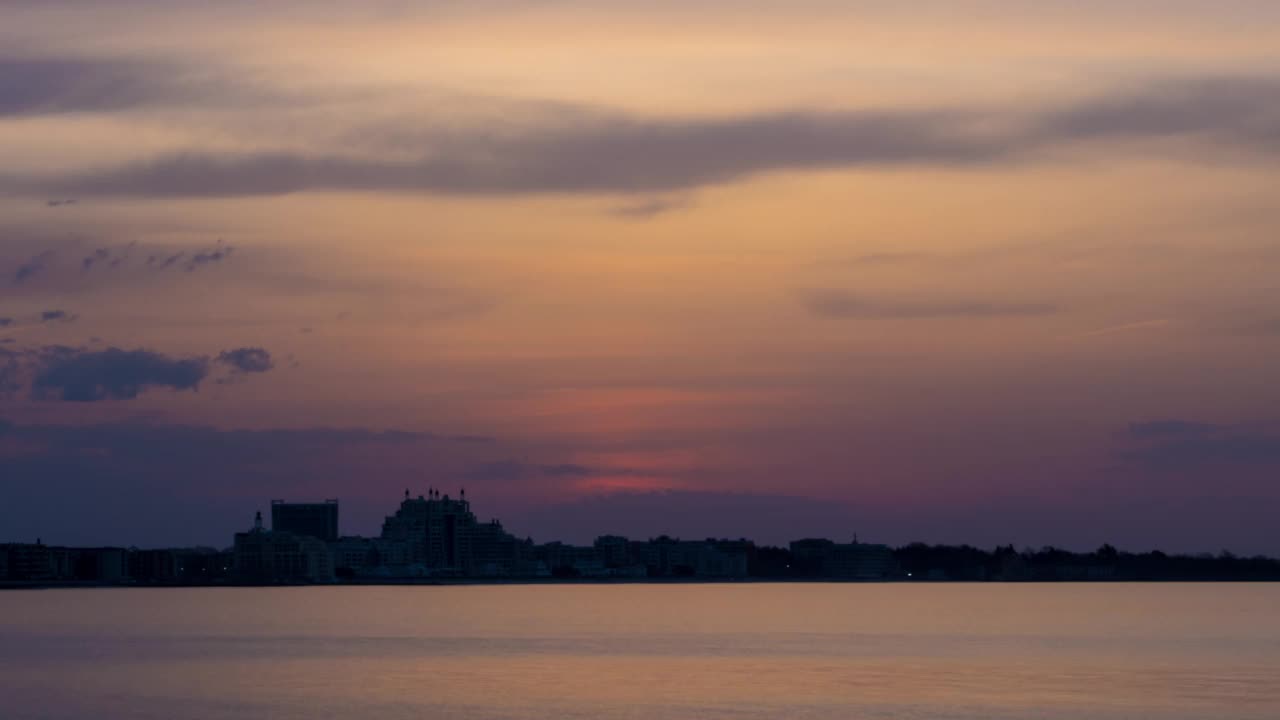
[3,1,1279,553]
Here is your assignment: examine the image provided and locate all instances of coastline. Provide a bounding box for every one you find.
[5,576,1278,590]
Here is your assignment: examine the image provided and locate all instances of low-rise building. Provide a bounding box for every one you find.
[175,548,232,583]
[72,547,129,582]
[330,536,382,578]
[233,512,334,583]
[3,542,56,580]
[537,542,607,577]
[130,549,179,583]
[790,538,895,579]
[594,535,632,569]
[634,537,750,578]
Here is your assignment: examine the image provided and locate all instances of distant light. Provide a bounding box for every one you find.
[907,572,913,577]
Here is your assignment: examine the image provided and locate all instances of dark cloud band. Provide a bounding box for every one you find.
[2,74,1277,198]
[2,343,276,402]
[30,347,208,401]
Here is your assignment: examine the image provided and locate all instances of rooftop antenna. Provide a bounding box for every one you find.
[253,511,263,532]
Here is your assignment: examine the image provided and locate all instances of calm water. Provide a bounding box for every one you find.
[1,584,1277,719]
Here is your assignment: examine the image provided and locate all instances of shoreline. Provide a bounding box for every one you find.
[4,577,1278,590]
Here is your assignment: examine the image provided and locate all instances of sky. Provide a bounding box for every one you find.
[2,1,1279,554]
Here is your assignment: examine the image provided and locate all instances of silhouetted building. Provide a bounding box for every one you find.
[790,538,895,579]
[330,536,382,578]
[130,549,179,583]
[2,543,55,580]
[48,546,74,579]
[594,535,632,568]
[271,499,339,542]
[379,488,524,576]
[2,543,73,580]
[472,519,534,577]
[174,548,232,583]
[234,511,333,583]
[13,490,1280,584]
[71,547,129,582]
[634,536,749,577]
[0,543,132,582]
[537,542,607,577]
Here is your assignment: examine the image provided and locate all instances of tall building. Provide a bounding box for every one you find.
[271,499,339,542]
[471,519,533,577]
[379,489,525,576]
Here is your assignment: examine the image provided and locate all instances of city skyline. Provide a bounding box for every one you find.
[6,491,1276,588]
[4,1,1280,556]
[6,488,1274,562]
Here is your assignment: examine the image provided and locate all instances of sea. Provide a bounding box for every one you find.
[1,583,1277,719]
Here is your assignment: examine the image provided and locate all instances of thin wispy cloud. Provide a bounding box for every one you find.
[39,309,76,323]
[216,347,274,375]
[842,252,929,266]
[1121,419,1280,469]
[1071,319,1173,339]
[184,243,233,271]
[799,289,1058,319]
[13,250,55,284]
[1129,420,1223,438]
[6,239,235,293]
[606,196,693,220]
